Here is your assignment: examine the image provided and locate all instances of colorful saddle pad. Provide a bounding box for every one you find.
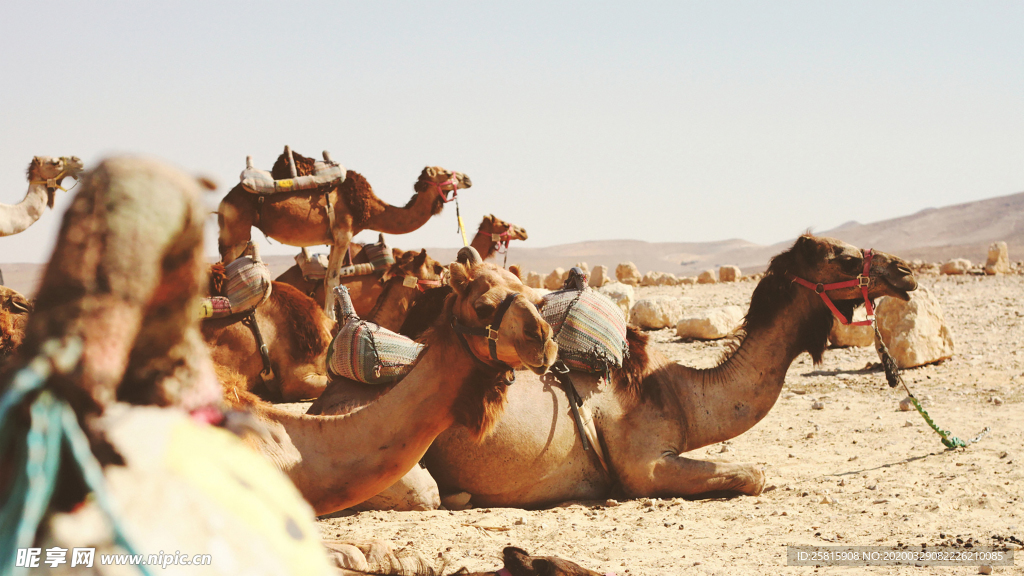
[541,268,628,373]
[201,245,272,319]
[326,286,424,385]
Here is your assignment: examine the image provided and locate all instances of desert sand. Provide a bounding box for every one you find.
[302,272,1022,575]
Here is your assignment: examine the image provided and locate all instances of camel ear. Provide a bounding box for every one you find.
[795,235,825,264]
[422,166,438,179]
[448,262,470,295]
[413,249,428,267]
[508,264,522,280]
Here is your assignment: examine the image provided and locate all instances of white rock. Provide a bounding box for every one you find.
[719,265,741,282]
[984,241,1010,275]
[589,265,609,288]
[640,271,664,287]
[675,305,744,340]
[544,268,565,290]
[658,272,678,286]
[991,396,1004,406]
[679,277,696,285]
[898,396,914,411]
[697,269,717,284]
[811,401,824,410]
[441,492,472,511]
[598,282,636,321]
[940,258,971,275]
[630,297,684,330]
[525,271,543,289]
[875,287,955,368]
[979,565,992,575]
[828,309,875,347]
[616,262,642,285]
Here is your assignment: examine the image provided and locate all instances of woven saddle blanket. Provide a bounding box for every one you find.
[240,152,346,195]
[541,267,628,373]
[326,285,424,385]
[296,235,396,281]
[201,246,272,319]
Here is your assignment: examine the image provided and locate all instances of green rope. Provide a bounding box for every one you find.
[0,337,152,576]
[873,324,989,450]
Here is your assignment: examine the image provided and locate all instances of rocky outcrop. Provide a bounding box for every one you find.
[525,271,543,289]
[658,272,679,286]
[630,297,684,330]
[874,287,954,368]
[675,306,744,340]
[641,272,664,287]
[984,241,1010,275]
[598,282,635,321]
[544,268,565,290]
[940,258,971,275]
[718,265,741,282]
[828,309,874,348]
[616,262,642,286]
[697,269,717,284]
[589,265,609,288]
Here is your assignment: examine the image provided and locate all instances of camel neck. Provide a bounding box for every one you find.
[361,183,442,235]
[662,291,824,452]
[0,181,50,236]
[470,230,498,260]
[253,318,481,515]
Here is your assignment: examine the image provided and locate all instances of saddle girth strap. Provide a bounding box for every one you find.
[242,312,274,383]
[550,360,592,452]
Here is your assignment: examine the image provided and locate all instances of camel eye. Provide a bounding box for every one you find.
[474,303,496,319]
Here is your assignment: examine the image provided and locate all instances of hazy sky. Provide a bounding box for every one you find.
[2,1,1021,263]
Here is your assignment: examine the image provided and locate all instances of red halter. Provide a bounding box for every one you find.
[491,231,511,253]
[788,249,875,326]
[425,175,460,203]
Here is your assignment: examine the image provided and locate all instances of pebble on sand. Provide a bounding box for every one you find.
[899,396,915,411]
[811,401,825,410]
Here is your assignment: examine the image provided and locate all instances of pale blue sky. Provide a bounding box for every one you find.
[2,1,1021,262]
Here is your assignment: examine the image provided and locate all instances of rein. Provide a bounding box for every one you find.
[788,248,875,326]
[401,275,444,292]
[451,292,521,385]
[422,174,469,247]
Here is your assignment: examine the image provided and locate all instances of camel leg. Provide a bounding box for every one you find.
[626,453,766,498]
[322,232,352,321]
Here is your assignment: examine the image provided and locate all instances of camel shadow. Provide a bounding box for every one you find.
[802,364,884,377]
[828,449,952,477]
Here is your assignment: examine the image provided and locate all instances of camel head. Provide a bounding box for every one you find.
[379,249,446,291]
[448,250,557,375]
[415,166,472,213]
[0,286,32,361]
[480,214,528,241]
[27,156,84,207]
[747,234,917,364]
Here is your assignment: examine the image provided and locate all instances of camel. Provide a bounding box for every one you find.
[1,155,83,236]
[202,249,445,402]
[230,247,558,516]
[470,214,528,262]
[412,235,918,507]
[0,285,31,362]
[0,156,336,575]
[217,147,471,319]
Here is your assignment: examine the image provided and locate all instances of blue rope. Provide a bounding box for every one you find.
[0,338,152,576]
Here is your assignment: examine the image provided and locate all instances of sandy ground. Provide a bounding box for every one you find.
[307,274,1023,575]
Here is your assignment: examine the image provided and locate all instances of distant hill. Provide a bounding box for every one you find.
[4,190,1022,294]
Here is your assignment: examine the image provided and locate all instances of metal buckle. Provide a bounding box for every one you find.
[815,283,825,294]
[866,314,875,322]
[488,327,499,341]
[857,275,870,287]
[403,276,418,288]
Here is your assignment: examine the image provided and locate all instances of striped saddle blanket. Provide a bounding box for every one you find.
[541,268,628,373]
[327,286,424,385]
[297,236,396,281]
[201,248,272,319]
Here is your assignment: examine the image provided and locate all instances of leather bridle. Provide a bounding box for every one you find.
[451,292,521,385]
[787,248,875,326]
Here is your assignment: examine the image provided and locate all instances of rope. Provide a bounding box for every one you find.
[454,195,468,247]
[0,338,153,576]
[873,324,989,450]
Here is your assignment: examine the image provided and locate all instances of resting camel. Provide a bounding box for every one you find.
[416,235,918,507]
[202,249,445,402]
[217,147,471,319]
[1,155,83,236]
[230,247,558,516]
[470,214,528,262]
[1,156,335,575]
[0,285,31,362]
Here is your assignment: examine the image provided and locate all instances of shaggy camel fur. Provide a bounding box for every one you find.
[217,148,470,320]
[0,156,83,236]
[2,156,334,575]
[419,236,918,507]
[231,249,558,516]
[470,214,528,262]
